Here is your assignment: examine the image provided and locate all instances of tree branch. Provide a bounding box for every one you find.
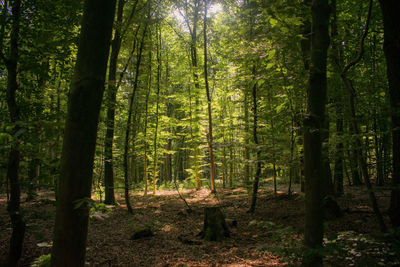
[341,0,373,76]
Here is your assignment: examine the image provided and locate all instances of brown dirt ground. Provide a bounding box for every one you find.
[0,185,397,266]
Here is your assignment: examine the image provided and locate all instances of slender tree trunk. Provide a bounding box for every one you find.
[188,57,200,189]
[243,88,250,187]
[322,115,334,196]
[249,71,261,213]
[334,112,344,195]
[288,116,295,195]
[152,24,162,195]
[184,0,201,190]
[331,1,344,195]
[51,1,116,266]
[379,0,400,227]
[340,0,386,233]
[104,0,125,205]
[229,132,234,188]
[203,0,216,193]
[299,0,311,194]
[123,19,147,211]
[302,0,330,266]
[374,113,384,186]
[272,118,277,195]
[143,50,152,195]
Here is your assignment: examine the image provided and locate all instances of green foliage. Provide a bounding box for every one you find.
[73,198,113,221]
[32,254,51,267]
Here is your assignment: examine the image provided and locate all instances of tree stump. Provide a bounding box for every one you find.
[200,207,230,241]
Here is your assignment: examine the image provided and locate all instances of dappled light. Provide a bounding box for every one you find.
[1,0,400,266]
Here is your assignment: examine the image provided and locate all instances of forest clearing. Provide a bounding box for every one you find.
[1,184,399,266]
[1,0,400,266]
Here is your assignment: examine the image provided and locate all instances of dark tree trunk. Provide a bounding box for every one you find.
[379,0,400,227]
[302,0,330,266]
[51,1,116,266]
[104,0,125,205]
[334,114,344,195]
[3,0,25,265]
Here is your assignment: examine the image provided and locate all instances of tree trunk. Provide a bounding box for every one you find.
[203,0,216,193]
[379,0,400,227]
[183,0,202,190]
[104,0,125,205]
[51,1,116,266]
[302,0,330,266]
[249,70,261,213]
[152,23,162,195]
[339,0,386,233]
[243,87,250,187]
[299,0,311,195]
[143,50,152,195]
[3,0,25,265]
[322,115,334,197]
[123,20,148,211]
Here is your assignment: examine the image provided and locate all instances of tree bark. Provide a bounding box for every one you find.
[51,1,116,266]
[249,68,261,213]
[152,25,162,194]
[3,0,25,265]
[379,0,400,227]
[143,49,152,195]
[303,0,330,266]
[203,0,216,193]
[104,0,125,205]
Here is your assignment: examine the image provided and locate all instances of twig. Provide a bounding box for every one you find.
[173,180,192,212]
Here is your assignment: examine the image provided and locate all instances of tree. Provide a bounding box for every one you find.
[1,0,25,265]
[249,65,261,213]
[379,0,400,228]
[203,0,216,193]
[302,0,330,265]
[104,0,127,205]
[51,0,116,266]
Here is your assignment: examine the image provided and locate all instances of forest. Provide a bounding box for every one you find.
[0,0,400,266]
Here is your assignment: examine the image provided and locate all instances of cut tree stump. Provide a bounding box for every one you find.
[200,207,230,241]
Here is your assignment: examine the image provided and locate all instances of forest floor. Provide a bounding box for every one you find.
[1,184,400,266]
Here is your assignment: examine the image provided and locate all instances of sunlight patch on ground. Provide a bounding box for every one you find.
[162,225,174,232]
